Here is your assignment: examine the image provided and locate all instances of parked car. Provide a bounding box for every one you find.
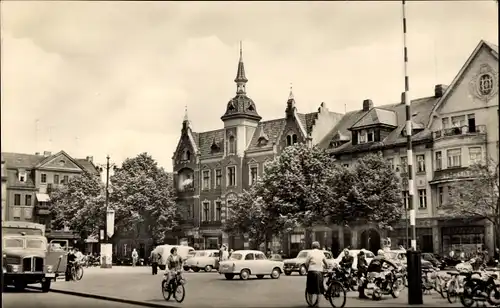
[183,249,219,272]
[386,250,433,269]
[269,254,283,262]
[283,250,335,276]
[334,249,375,270]
[218,250,284,280]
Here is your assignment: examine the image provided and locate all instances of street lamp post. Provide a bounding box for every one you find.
[96,155,117,269]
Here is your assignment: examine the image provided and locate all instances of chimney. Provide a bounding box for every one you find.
[35,152,40,156]
[362,99,373,111]
[401,92,406,104]
[434,84,448,98]
[86,156,93,163]
[43,151,51,157]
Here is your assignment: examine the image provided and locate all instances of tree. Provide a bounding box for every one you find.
[326,153,403,229]
[446,159,500,249]
[110,153,180,245]
[50,171,105,239]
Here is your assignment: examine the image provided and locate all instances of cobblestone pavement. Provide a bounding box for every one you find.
[2,287,149,308]
[49,267,465,307]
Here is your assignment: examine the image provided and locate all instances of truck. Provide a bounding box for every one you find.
[2,221,69,292]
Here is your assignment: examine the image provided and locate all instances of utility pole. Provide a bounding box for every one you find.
[96,155,117,269]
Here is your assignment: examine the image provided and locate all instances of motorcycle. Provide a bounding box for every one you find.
[362,268,404,300]
[330,267,359,292]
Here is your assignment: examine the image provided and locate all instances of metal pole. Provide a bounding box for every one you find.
[402,0,416,251]
[105,155,110,244]
[405,202,409,249]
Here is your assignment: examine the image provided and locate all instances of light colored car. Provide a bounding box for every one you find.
[283,250,336,276]
[183,249,220,272]
[334,249,375,269]
[154,245,195,270]
[218,250,284,280]
[386,249,433,269]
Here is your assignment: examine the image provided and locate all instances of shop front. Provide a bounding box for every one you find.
[441,224,485,257]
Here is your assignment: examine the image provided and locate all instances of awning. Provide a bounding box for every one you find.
[36,193,51,202]
[85,235,98,243]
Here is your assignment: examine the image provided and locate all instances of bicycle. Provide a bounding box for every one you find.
[67,261,84,281]
[305,270,346,308]
[162,271,186,303]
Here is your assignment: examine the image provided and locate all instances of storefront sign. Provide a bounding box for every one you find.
[442,226,484,235]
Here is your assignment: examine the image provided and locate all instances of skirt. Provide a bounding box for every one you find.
[306,271,324,295]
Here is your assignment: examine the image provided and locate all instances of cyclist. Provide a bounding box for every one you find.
[164,247,182,288]
[305,241,329,302]
[66,248,77,281]
[339,248,354,274]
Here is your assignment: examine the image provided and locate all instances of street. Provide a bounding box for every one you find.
[2,287,149,308]
[36,267,463,307]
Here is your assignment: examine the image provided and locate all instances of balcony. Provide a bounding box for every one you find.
[430,167,473,184]
[433,125,486,140]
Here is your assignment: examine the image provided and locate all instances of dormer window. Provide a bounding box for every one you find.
[367,130,374,142]
[247,104,255,111]
[359,130,367,143]
[358,129,374,144]
[18,171,27,183]
[286,134,298,146]
[228,102,236,111]
[210,143,220,153]
[257,137,268,146]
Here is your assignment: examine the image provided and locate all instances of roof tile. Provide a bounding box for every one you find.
[247,118,286,151]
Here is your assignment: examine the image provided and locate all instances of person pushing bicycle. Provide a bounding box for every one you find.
[164,247,182,287]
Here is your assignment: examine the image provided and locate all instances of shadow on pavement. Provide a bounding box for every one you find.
[3,286,42,293]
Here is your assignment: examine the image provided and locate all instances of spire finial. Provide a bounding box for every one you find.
[288,83,294,100]
[235,41,248,94]
[239,41,243,60]
[183,105,189,122]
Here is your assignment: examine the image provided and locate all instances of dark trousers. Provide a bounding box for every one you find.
[357,269,367,298]
[152,262,158,275]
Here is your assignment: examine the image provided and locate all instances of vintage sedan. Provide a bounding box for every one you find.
[218,250,284,280]
[283,250,336,276]
[183,249,220,272]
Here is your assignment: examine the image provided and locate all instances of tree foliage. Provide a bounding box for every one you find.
[50,171,105,239]
[110,152,180,245]
[447,159,500,248]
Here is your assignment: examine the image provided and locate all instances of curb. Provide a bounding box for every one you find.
[29,286,178,308]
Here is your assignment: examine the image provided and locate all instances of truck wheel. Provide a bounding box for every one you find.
[41,280,51,293]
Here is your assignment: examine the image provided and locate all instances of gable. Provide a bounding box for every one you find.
[173,132,197,160]
[37,152,83,171]
[429,41,499,128]
[351,108,397,130]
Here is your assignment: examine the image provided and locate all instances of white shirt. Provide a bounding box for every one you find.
[305,249,326,272]
[75,251,84,261]
[222,250,229,261]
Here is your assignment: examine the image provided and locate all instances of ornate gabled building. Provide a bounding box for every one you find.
[1,150,100,242]
[172,43,344,250]
[312,40,498,258]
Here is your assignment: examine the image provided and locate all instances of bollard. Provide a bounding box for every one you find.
[407,250,423,305]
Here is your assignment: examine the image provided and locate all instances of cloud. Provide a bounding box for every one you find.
[1,1,497,169]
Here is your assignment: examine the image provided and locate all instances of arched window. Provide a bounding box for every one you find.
[292,134,298,145]
[228,136,236,154]
[286,135,292,146]
[182,149,191,161]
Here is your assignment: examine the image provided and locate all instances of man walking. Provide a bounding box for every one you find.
[132,248,139,267]
[150,247,159,275]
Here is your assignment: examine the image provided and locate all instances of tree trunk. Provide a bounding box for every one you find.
[305,228,312,249]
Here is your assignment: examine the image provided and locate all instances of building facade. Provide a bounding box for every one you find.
[1,150,100,242]
[312,40,498,257]
[172,46,343,250]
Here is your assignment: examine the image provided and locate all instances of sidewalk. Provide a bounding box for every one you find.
[82,266,152,276]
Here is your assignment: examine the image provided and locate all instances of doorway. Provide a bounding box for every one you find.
[360,229,381,252]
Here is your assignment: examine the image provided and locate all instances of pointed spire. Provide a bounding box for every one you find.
[288,83,294,100]
[235,41,248,94]
[183,105,189,122]
[286,83,296,118]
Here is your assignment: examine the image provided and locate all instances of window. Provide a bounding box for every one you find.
[386,158,394,170]
[418,189,427,209]
[227,166,236,187]
[479,74,494,95]
[435,151,442,170]
[228,136,236,154]
[451,115,466,128]
[182,149,191,161]
[367,130,374,142]
[41,173,47,183]
[292,134,298,145]
[54,174,60,184]
[359,130,367,143]
[249,166,258,185]
[244,253,255,260]
[286,135,292,146]
[469,147,482,164]
[467,114,476,133]
[13,207,21,219]
[25,195,32,206]
[215,169,222,187]
[202,202,210,222]
[24,208,32,220]
[400,157,408,173]
[417,155,425,173]
[402,191,409,209]
[13,194,21,205]
[186,204,192,219]
[255,253,266,260]
[343,164,349,168]
[215,201,222,221]
[62,175,69,184]
[202,170,210,190]
[447,149,462,168]
[19,172,26,183]
[441,118,450,129]
[438,187,444,207]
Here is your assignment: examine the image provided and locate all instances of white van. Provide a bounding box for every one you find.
[154,245,195,270]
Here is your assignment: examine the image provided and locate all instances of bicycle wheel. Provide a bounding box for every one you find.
[173,284,185,303]
[75,266,84,281]
[71,268,77,281]
[305,289,319,307]
[161,281,172,301]
[460,281,477,308]
[326,281,346,308]
[447,280,458,304]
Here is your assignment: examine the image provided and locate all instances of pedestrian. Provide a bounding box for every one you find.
[459,250,465,261]
[132,248,139,267]
[219,245,224,263]
[222,245,229,261]
[150,246,159,275]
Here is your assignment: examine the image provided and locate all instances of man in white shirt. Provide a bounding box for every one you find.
[74,248,84,263]
[305,241,328,301]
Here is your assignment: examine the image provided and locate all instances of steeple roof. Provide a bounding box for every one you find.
[234,41,248,84]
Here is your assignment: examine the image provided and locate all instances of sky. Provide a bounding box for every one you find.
[1,1,498,170]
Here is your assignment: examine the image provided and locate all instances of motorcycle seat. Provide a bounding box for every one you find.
[472,271,483,275]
